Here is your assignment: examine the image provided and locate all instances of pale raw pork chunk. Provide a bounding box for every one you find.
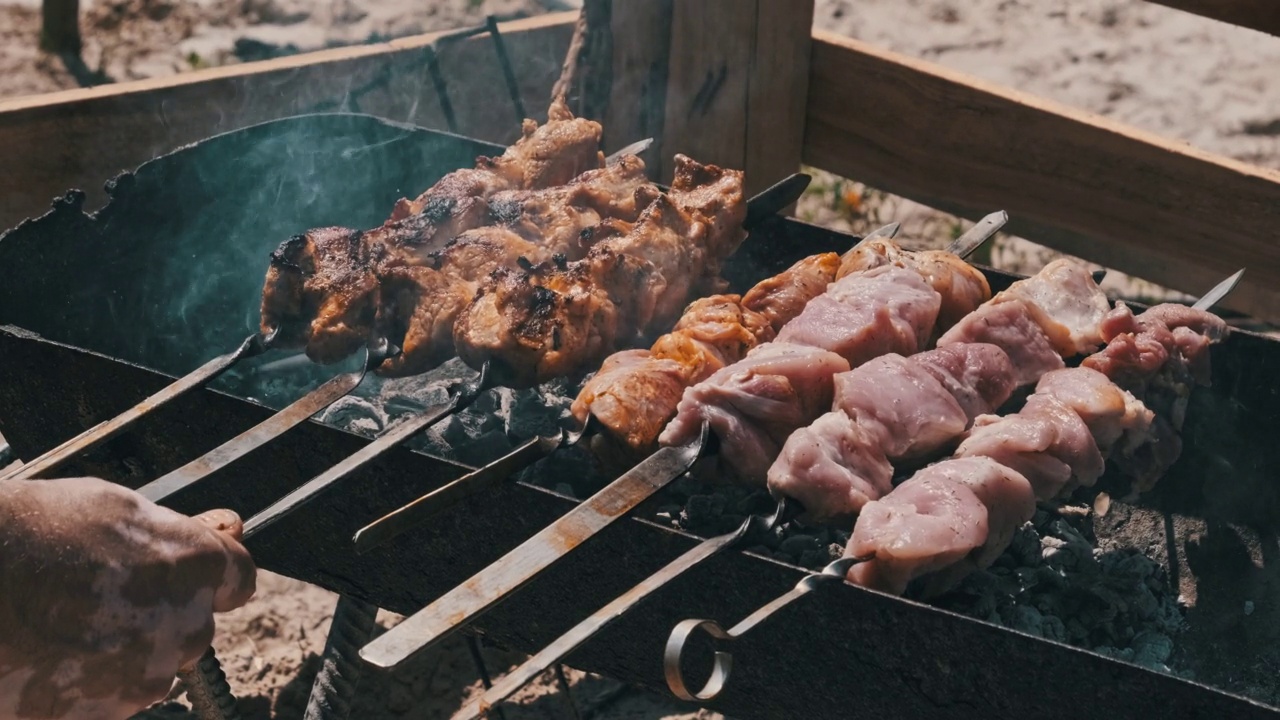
[831,354,969,462]
[914,343,1018,420]
[836,238,991,330]
[991,258,1110,356]
[766,344,1017,523]
[659,343,850,484]
[849,458,1034,598]
[845,470,990,596]
[1034,367,1154,454]
[766,411,893,524]
[955,394,1105,500]
[775,265,941,367]
[927,457,1036,570]
[937,300,1065,386]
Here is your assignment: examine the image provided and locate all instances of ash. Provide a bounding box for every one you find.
[931,506,1190,678]
[310,362,1188,680]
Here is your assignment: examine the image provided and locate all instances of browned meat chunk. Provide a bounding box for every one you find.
[453,156,746,386]
[389,95,605,220]
[259,228,380,364]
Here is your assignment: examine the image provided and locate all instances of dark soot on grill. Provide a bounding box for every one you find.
[242,358,1190,680]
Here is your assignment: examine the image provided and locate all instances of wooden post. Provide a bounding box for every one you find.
[660,0,814,196]
[564,0,813,193]
[40,0,80,54]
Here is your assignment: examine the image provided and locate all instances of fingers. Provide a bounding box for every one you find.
[194,508,244,542]
[196,509,257,613]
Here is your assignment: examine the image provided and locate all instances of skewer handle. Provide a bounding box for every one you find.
[662,556,862,702]
[179,648,242,720]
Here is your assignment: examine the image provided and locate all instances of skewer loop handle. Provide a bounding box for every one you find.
[663,618,735,702]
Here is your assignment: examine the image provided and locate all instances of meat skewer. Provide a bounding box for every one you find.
[655,232,1002,487]
[569,222,901,470]
[449,255,1099,719]
[658,271,1239,704]
[454,265,1239,716]
[349,220,902,555]
[0,99,613,485]
[131,171,812,515]
[357,215,1007,674]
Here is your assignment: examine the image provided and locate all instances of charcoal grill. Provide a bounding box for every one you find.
[2,111,1280,720]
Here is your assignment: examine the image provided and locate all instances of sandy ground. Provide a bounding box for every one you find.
[3,0,1280,718]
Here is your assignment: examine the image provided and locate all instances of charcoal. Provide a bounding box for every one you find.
[682,494,715,526]
[553,482,576,498]
[799,549,827,568]
[780,535,821,560]
[453,430,513,467]
[319,396,386,437]
[1009,605,1044,635]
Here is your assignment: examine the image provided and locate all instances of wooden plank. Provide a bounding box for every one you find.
[0,13,576,233]
[1145,0,1280,37]
[802,31,1280,323]
[599,0,673,162]
[658,0,812,195]
[659,0,755,184]
[744,0,814,200]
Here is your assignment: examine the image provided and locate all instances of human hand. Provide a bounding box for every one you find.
[0,477,256,719]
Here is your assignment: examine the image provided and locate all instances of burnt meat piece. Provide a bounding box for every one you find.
[260,227,380,364]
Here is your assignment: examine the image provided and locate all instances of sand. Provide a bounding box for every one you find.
[2,0,1279,717]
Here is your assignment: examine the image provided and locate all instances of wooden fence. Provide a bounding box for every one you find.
[1,0,1277,321]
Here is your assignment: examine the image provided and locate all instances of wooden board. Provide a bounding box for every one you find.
[744,0,814,202]
[659,0,812,195]
[803,30,1280,323]
[1146,0,1280,37]
[0,13,576,233]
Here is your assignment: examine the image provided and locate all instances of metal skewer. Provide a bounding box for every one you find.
[137,340,391,504]
[359,213,1006,672]
[358,421,715,670]
[241,362,493,541]
[0,331,274,482]
[663,555,866,703]
[452,497,800,720]
[353,415,596,554]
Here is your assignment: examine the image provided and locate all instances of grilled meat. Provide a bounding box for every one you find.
[388,95,605,221]
[741,252,842,333]
[571,252,837,460]
[453,155,747,387]
[260,153,659,371]
[375,266,473,377]
[259,228,381,363]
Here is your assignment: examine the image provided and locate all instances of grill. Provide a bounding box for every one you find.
[2,107,1280,720]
